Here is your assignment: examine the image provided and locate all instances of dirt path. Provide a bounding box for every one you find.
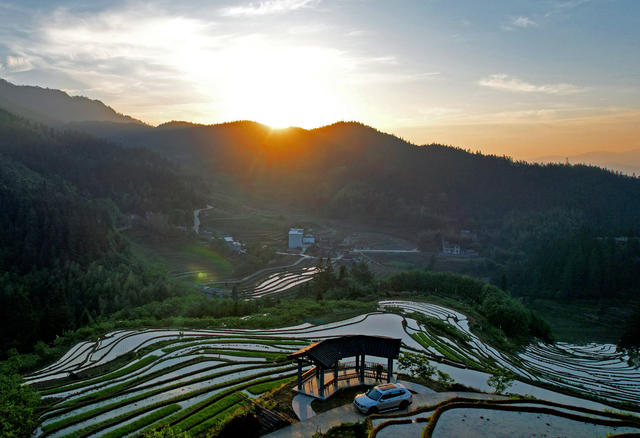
[192,205,213,234]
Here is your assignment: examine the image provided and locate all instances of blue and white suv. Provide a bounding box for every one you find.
[354,383,412,414]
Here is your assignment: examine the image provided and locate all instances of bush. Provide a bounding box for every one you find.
[0,356,41,438]
[314,421,368,438]
[216,410,261,438]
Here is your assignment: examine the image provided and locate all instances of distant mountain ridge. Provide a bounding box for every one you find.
[533,149,640,176]
[0,78,143,126]
[2,79,639,234]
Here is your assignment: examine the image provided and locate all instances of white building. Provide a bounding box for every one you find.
[303,234,315,245]
[442,239,461,255]
[288,228,304,249]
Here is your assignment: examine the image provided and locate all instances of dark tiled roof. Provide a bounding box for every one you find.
[288,335,401,368]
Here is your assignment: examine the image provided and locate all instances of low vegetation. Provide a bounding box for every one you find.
[383,270,553,344]
[0,357,41,438]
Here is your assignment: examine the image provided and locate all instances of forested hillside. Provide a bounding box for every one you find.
[110,120,640,230]
[0,110,202,356]
[95,120,640,307]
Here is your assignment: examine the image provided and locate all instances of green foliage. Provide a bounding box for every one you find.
[214,408,261,438]
[302,260,376,300]
[410,313,470,344]
[110,295,377,330]
[486,368,516,394]
[507,227,640,302]
[480,289,529,338]
[246,376,294,395]
[101,404,181,438]
[0,109,204,358]
[200,349,286,361]
[41,355,159,395]
[144,426,191,438]
[174,393,244,432]
[619,304,640,353]
[313,421,368,438]
[397,352,436,381]
[436,370,454,389]
[0,356,41,438]
[384,270,553,343]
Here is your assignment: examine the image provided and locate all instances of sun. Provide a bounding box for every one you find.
[196,41,356,129]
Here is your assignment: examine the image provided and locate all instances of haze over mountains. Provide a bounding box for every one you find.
[0,78,142,126]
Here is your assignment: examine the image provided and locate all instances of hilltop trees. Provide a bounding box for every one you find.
[382,270,553,343]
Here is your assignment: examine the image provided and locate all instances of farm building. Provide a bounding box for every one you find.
[441,238,461,255]
[288,228,304,249]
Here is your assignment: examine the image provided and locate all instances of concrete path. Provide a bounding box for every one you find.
[396,380,436,394]
[263,392,506,438]
[291,393,316,421]
[192,205,213,233]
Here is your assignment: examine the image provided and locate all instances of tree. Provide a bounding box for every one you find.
[232,285,239,302]
[436,370,454,389]
[397,352,435,381]
[619,304,640,367]
[486,368,516,394]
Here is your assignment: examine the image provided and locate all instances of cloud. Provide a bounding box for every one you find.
[345,29,367,37]
[513,16,537,28]
[503,15,537,31]
[478,74,585,95]
[0,2,436,127]
[553,0,591,9]
[5,55,33,72]
[219,0,318,17]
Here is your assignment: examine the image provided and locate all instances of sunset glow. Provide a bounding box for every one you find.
[212,42,355,129]
[0,0,638,158]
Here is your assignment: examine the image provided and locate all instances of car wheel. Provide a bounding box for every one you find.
[367,406,378,415]
[399,400,409,410]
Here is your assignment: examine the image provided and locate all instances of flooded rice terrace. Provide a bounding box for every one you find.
[26,301,640,437]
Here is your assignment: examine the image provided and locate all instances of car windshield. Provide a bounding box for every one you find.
[366,389,382,400]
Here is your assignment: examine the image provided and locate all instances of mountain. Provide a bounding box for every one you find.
[107,119,640,231]
[0,78,143,126]
[101,118,640,305]
[0,108,202,354]
[2,81,640,309]
[532,149,640,176]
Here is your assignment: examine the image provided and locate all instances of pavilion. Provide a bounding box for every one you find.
[288,335,402,399]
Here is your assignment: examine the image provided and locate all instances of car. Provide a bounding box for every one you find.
[353,383,413,414]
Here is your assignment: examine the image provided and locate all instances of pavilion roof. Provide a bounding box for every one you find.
[288,335,401,369]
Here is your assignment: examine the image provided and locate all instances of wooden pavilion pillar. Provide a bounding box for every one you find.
[297,358,303,390]
[334,361,339,383]
[387,357,393,383]
[319,364,325,397]
[355,355,359,373]
[359,353,365,383]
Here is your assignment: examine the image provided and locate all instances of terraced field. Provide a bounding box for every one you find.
[381,300,640,405]
[208,257,319,299]
[28,301,640,437]
[370,398,640,437]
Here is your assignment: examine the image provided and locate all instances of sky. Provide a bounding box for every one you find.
[0,0,639,158]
